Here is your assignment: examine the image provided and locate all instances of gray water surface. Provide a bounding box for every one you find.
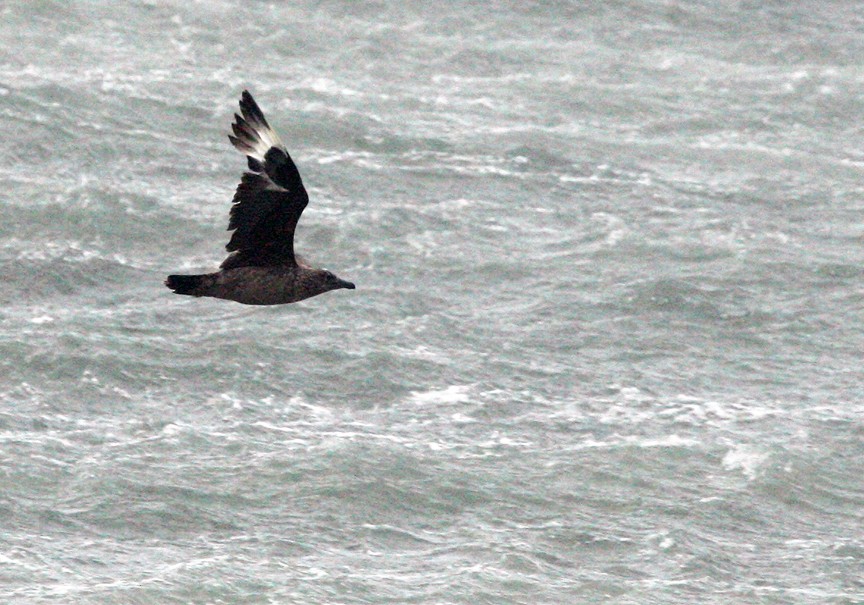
[1,1,863,603]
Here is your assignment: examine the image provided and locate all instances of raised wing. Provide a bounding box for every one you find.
[222,90,309,269]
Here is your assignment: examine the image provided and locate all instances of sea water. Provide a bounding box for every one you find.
[1,1,863,603]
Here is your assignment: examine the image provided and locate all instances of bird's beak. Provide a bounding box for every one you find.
[337,278,356,290]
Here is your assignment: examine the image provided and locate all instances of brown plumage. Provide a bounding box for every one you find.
[165,90,355,305]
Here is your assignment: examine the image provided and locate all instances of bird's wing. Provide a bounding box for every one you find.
[221,90,309,269]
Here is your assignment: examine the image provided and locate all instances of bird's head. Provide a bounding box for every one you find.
[321,269,355,292]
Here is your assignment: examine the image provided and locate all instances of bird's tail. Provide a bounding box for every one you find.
[165,273,216,297]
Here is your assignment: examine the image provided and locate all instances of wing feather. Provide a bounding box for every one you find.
[221,91,309,269]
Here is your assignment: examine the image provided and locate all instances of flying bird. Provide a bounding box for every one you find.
[165,90,355,305]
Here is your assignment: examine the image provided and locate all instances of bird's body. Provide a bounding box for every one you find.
[166,264,349,306]
[165,91,355,305]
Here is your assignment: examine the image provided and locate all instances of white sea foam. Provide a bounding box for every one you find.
[722,444,770,481]
[410,385,472,406]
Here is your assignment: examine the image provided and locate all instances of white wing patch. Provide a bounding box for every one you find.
[246,123,283,162]
[229,90,284,163]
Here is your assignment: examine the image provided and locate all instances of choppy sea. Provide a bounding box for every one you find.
[1,1,863,603]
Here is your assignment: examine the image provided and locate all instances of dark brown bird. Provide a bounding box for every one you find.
[165,90,355,305]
